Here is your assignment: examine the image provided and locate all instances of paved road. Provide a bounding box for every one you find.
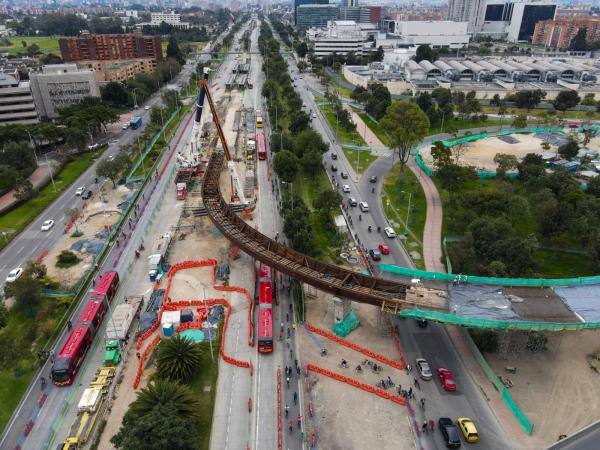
[0,38,218,450]
[546,420,600,450]
[285,57,513,449]
[0,62,197,295]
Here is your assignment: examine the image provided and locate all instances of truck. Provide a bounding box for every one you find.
[148,232,172,281]
[174,168,195,200]
[130,116,142,130]
[103,297,142,366]
[176,182,187,200]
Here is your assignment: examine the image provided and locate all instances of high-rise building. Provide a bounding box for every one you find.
[533,17,600,48]
[297,5,340,29]
[294,0,329,25]
[29,64,100,120]
[342,0,359,6]
[448,0,486,32]
[0,72,37,125]
[59,32,163,63]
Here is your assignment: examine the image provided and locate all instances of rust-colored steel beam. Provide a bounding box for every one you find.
[202,152,414,308]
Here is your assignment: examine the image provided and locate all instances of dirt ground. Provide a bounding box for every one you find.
[44,181,135,288]
[486,330,600,448]
[298,291,415,450]
[421,134,555,172]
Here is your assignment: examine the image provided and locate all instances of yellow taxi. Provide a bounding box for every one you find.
[457,417,479,443]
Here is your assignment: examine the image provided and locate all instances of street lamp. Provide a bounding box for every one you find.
[399,190,412,237]
[25,130,39,165]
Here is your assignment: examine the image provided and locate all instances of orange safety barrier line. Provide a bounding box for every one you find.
[305,322,404,370]
[134,334,161,389]
[277,367,282,450]
[306,364,405,406]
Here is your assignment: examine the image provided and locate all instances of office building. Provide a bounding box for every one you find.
[340,6,381,24]
[342,0,359,6]
[139,11,190,29]
[80,58,158,82]
[29,64,99,120]
[382,20,470,49]
[59,32,163,64]
[308,21,371,57]
[533,17,600,49]
[0,72,37,125]
[294,0,330,25]
[296,5,340,29]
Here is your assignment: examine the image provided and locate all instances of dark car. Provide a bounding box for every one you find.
[369,175,377,183]
[81,190,93,200]
[369,249,382,261]
[331,152,338,160]
[417,319,428,328]
[340,171,348,179]
[331,164,338,172]
[439,417,461,448]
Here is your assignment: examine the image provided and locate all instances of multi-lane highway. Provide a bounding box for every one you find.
[283,51,513,449]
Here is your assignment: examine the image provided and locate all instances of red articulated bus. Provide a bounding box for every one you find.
[91,271,120,303]
[51,326,93,386]
[258,263,273,353]
[257,131,267,161]
[51,271,120,385]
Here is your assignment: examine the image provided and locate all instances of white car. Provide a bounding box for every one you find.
[384,227,397,238]
[75,186,86,196]
[311,112,317,119]
[41,220,55,231]
[359,201,370,212]
[6,267,23,283]
[342,185,351,193]
[302,102,307,107]
[144,105,150,110]
[122,123,129,130]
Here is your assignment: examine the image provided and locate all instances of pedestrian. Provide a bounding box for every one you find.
[293,391,297,405]
[50,350,55,363]
[408,387,413,398]
[67,320,72,330]
[296,365,300,375]
[285,365,289,376]
[398,384,401,393]
[420,398,426,408]
[136,352,141,359]
[290,350,293,359]
[287,328,290,338]
[286,313,289,322]
[422,421,428,434]
[429,419,435,431]
[414,378,420,389]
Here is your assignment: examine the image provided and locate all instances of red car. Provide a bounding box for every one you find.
[379,244,389,255]
[437,367,457,392]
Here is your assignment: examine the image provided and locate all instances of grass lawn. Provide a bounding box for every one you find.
[325,74,353,98]
[0,368,33,430]
[357,112,390,146]
[480,105,598,121]
[342,148,377,174]
[382,164,427,270]
[0,36,60,55]
[188,331,221,449]
[534,249,596,279]
[0,151,99,252]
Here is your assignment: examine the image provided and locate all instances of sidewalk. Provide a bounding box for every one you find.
[0,164,56,214]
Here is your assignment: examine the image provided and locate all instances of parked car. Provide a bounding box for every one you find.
[416,358,432,380]
[417,319,428,328]
[437,367,457,392]
[331,164,338,172]
[75,186,86,196]
[122,123,129,130]
[379,244,389,255]
[438,418,462,448]
[41,220,55,231]
[81,190,93,200]
[144,105,150,110]
[369,249,382,261]
[359,201,369,212]
[331,152,338,160]
[340,172,348,179]
[348,197,357,207]
[457,418,479,443]
[5,267,23,283]
[384,227,397,238]
[370,175,378,183]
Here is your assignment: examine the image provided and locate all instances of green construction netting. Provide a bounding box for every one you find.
[333,309,360,337]
[399,308,600,331]
[380,264,600,287]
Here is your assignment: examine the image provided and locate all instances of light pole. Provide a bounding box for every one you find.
[132,88,138,109]
[25,130,39,165]
[399,190,412,237]
[44,154,56,192]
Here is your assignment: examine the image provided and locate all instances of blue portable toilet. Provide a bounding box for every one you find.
[163,322,174,337]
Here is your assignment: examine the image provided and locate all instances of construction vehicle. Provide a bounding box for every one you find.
[102,297,143,365]
[102,340,121,366]
[148,232,172,281]
[174,168,195,200]
[56,367,116,449]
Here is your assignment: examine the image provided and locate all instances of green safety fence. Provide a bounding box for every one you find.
[399,308,600,331]
[380,263,600,287]
[415,153,433,177]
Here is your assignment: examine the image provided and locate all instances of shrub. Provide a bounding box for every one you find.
[56,250,80,268]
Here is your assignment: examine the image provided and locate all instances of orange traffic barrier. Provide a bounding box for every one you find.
[134,334,161,389]
[306,364,405,406]
[305,323,404,370]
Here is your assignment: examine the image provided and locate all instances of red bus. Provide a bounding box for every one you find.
[258,262,273,353]
[257,131,267,161]
[51,326,93,385]
[78,300,107,334]
[92,271,120,303]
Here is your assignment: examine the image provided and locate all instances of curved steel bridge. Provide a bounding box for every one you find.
[202,152,443,311]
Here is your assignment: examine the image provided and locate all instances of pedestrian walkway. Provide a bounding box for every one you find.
[0,164,56,214]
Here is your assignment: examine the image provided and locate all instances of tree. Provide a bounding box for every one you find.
[332,61,342,72]
[587,175,600,197]
[414,45,434,63]
[297,60,308,72]
[365,83,391,120]
[0,165,18,194]
[101,82,129,107]
[514,89,545,110]
[14,177,33,201]
[261,79,280,102]
[39,53,62,65]
[296,42,308,58]
[26,43,40,57]
[300,150,322,176]
[558,138,579,160]
[273,150,299,183]
[517,153,545,181]
[553,91,580,111]
[166,36,184,64]
[511,114,527,129]
[128,379,200,419]
[380,101,429,171]
[292,129,328,158]
[314,189,342,212]
[493,153,519,177]
[96,157,125,188]
[569,27,588,51]
[430,141,452,169]
[4,261,46,313]
[156,335,202,383]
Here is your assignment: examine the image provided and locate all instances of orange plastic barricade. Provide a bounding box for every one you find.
[305,323,404,370]
[306,364,405,406]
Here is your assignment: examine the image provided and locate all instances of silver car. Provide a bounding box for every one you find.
[416,358,433,380]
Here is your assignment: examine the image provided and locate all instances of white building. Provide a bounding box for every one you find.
[29,64,99,120]
[382,20,470,49]
[382,47,417,66]
[0,73,37,125]
[140,12,190,30]
[308,21,373,57]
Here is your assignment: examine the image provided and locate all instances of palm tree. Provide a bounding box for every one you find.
[130,379,200,419]
[156,335,202,383]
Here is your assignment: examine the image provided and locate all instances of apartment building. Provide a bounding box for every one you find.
[533,17,600,48]
[59,32,163,63]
